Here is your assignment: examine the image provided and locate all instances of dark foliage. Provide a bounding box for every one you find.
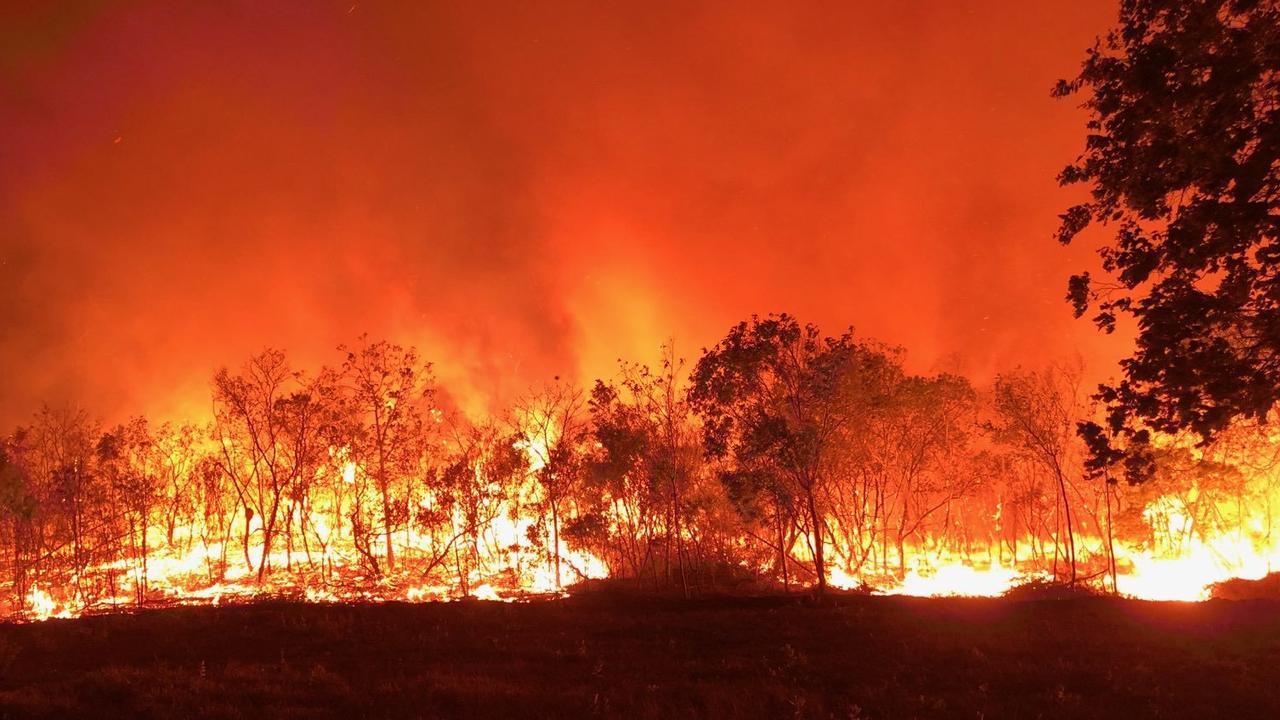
[689,314,898,593]
[1055,0,1280,481]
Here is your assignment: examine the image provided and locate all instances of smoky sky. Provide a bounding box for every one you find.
[0,0,1124,427]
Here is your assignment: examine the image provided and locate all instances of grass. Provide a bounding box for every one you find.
[0,592,1278,719]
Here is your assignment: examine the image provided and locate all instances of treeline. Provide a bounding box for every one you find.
[0,315,1275,613]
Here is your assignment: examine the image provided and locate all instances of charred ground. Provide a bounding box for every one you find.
[1,593,1278,719]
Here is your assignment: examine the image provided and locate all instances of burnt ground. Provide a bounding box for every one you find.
[0,593,1278,719]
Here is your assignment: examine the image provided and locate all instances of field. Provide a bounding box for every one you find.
[0,592,1278,719]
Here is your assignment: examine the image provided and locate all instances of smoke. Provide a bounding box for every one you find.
[0,0,1123,428]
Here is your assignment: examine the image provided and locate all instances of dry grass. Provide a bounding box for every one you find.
[0,593,1278,719]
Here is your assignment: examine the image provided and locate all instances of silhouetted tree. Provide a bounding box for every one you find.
[875,374,982,576]
[29,407,102,601]
[437,415,528,594]
[990,366,1088,585]
[212,350,295,582]
[275,370,339,574]
[587,345,702,594]
[154,422,200,553]
[513,378,589,589]
[1055,0,1280,480]
[339,337,433,575]
[0,436,38,610]
[97,417,161,605]
[690,314,895,594]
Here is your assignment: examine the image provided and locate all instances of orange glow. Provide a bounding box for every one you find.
[8,1,1278,618]
[0,0,1122,430]
[6,403,1280,619]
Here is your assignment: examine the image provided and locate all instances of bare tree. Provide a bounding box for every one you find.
[513,378,589,590]
[97,417,162,605]
[339,337,433,575]
[212,350,295,582]
[991,365,1087,585]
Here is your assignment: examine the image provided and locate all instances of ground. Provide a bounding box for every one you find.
[0,592,1278,719]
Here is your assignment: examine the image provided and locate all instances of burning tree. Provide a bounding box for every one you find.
[585,345,706,594]
[154,422,200,554]
[690,314,898,594]
[96,417,162,605]
[990,366,1089,585]
[338,337,434,576]
[7,327,1280,614]
[273,371,339,575]
[436,416,529,595]
[29,407,105,605]
[0,435,38,610]
[869,374,983,577]
[212,349,299,583]
[513,379,590,590]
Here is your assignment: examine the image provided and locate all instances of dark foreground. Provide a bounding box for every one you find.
[1,593,1278,719]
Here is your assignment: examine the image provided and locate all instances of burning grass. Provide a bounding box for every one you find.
[2,594,1280,719]
[7,340,1280,620]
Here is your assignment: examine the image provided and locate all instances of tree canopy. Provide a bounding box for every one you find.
[688,313,899,592]
[1055,0,1280,481]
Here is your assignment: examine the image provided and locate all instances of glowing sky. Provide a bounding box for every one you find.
[1,0,1124,425]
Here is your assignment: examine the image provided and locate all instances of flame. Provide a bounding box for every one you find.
[882,563,1033,598]
[1,422,610,620]
[1112,499,1277,602]
[8,413,1280,620]
[822,482,1280,601]
[25,584,73,621]
[11,476,1279,617]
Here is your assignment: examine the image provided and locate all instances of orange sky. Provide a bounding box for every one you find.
[0,0,1126,426]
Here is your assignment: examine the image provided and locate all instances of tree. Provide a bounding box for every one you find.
[689,313,896,594]
[1111,445,1243,561]
[275,370,339,574]
[28,406,103,602]
[436,415,528,594]
[339,337,433,575]
[192,451,235,583]
[513,378,589,590]
[1054,0,1280,480]
[212,350,296,582]
[154,422,200,553]
[583,378,654,580]
[587,345,702,594]
[0,435,38,610]
[873,374,981,576]
[97,417,161,605]
[990,367,1088,585]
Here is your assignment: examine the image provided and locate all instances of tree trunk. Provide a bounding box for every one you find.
[776,508,790,593]
[381,470,395,572]
[551,499,562,589]
[1056,471,1077,585]
[805,486,827,594]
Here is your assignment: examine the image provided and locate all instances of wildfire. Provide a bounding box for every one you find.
[4,419,611,620]
[10,461,1280,619]
[25,584,73,621]
[12,444,1280,621]
[6,356,1280,622]
[6,501,1279,618]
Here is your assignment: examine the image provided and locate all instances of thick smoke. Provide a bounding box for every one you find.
[0,0,1123,428]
